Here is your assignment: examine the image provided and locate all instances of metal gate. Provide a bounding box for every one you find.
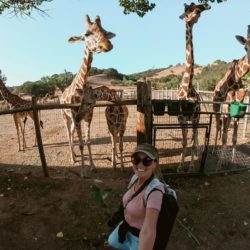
[152,114,213,175]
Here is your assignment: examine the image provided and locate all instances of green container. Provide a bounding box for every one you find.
[153,101,166,116]
[230,102,247,118]
[167,100,181,116]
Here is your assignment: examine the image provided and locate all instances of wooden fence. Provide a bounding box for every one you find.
[1,80,250,177]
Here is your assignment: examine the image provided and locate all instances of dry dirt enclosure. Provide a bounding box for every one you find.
[1,104,250,249]
[0,167,250,250]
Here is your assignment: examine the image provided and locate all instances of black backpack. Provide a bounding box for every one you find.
[129,175,179,250]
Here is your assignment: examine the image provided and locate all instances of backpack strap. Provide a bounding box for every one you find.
[124,174,154,208]
[143,178,164,206]
[127,174,138,189]
[143,179,177,207]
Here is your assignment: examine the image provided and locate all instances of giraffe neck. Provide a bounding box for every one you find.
[0,79,29,108]
[178,23,194,98]
[75,48,93,88]
[235,55,249,80]
[215,56,249,95]
[93,86,118,101]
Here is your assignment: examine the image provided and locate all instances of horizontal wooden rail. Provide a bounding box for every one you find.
[152,99,250,106]
[0,98,249,116]
[0,99,137,115]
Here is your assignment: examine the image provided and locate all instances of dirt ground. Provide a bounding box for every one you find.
[1,106,250,249]
[0,165,250,250]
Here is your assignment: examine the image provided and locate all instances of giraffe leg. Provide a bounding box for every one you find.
[119,132,125,171]
[75,120,86,178]
[69,121,77,162]
[110,131,117,169]
[231,118,239,163]
[213,114,221,154]
[189,125,199,172]
[13,114,22,152]
[63,113,77,163]
[84,122,96,171]
[177,125,188,172]
[22,116,28,151]
[217,116,231,170]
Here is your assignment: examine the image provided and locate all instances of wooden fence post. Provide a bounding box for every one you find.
[32,97,49,177]
[136,80,152,144]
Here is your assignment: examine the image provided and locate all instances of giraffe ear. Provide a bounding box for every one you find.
[179,13,185,20]
[68,35,85,43]
[235,35,247,45]
[179,4,186,20]
[106,32,116,39]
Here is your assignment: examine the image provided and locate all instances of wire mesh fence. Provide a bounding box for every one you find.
[0,105,138,175]
[1,88,250,176]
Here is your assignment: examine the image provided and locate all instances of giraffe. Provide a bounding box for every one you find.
[38,93,50,104]
[105,93,128,170]
[213,26,250,169]
[176,3,207,172]
[0,79,43,151]
[60,15,115,176]
[74,85,123,177]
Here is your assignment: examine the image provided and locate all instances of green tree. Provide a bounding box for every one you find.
[118,0,227,17]
[0,69,7,83]
[0,0,52,16]
[0,0,227,17]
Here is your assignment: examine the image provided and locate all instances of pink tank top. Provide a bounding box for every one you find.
[122,184,164,229]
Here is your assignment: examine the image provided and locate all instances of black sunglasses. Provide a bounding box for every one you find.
[131,154,155,167]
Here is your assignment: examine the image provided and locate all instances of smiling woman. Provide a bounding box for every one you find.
[107,143,178,250]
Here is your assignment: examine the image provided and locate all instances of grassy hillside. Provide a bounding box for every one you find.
[7,60,250,96]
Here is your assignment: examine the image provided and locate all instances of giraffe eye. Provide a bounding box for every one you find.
[85,32,92,37]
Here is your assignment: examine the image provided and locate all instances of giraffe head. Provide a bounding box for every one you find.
[92,86,120,101]
[235,25,250,63]
[68,15,115,53]
[179,2,206,25]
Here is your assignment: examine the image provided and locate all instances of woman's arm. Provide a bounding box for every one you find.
[138,208,160,250]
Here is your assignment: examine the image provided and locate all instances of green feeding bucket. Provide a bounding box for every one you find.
[167,100,181,116]
[230,102,247,118]
[153,101,166,116]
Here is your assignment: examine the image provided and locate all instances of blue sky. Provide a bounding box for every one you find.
[1,0,250,86]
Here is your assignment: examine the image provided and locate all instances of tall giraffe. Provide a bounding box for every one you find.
[105,94,128,170]
[74,85,123,176]
[213,26,250,169]
[176,3,207,172]
[60,15,115,174]
[0,79,43,151]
